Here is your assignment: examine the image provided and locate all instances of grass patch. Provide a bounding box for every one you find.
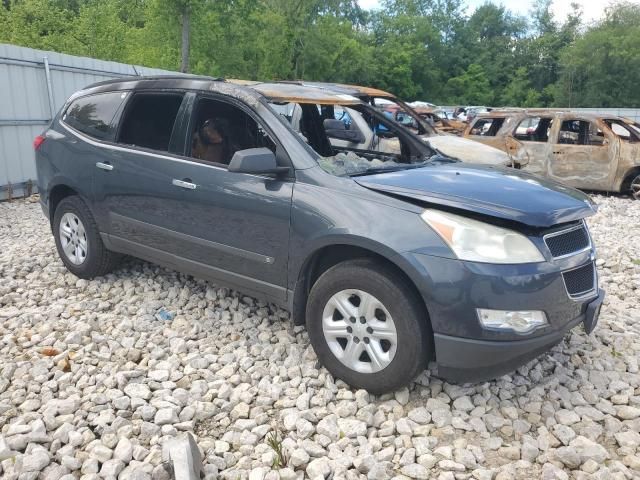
[266,426,289,469]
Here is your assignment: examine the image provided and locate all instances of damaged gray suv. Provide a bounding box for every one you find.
[35,76,604,393]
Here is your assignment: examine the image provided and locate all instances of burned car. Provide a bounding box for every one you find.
[381,103,466,135]
[277,81,512,167]
[464,110,640,198]
[36,77,604,392]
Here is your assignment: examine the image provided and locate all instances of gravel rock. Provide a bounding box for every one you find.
[616,406,640,420]
[155,408,179,426]
[124,383,151,400]
[317,415,340,441]
[400,463,429,479]
[615,430,640,448]
[306,457,331,478]
[21,449,50,472]
[0,195,639,479]
[114,437,134,463]
[570,435,610,464]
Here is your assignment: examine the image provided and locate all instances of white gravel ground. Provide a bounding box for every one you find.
[0,195,638,480]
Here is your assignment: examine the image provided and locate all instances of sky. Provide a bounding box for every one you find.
[356,0,640,24]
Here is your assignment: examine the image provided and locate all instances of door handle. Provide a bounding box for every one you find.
[172,178,197,190]
[96,162,113,171]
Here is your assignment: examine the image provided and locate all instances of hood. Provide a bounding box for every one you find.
[355,163,597,228]
[424,135,510,166]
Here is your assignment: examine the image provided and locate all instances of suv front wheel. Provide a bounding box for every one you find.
[53,195,119,278]
[306,258,430,393]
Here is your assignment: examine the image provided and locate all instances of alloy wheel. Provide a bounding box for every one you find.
[59,212,88,265]
[631,175,640,200]
[322,289,397,374]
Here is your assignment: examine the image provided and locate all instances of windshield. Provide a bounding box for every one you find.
[268,100,435,176]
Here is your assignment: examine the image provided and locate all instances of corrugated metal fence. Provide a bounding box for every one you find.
[0,44,180,200]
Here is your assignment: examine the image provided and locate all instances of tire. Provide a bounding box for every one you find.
[306,258,430,393]
[630,173,640,200]
[52,195,119,278]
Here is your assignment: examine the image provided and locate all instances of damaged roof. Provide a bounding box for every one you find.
[244,82,362,105]
[286,81,393,98]
[475,109,632,122]
[82,76,363,106]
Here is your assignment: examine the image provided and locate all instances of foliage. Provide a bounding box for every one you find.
[552,1,640,107]
[1,0,638,107]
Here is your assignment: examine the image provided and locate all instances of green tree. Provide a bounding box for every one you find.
[444,63,492,105]
[500,67,540,107]
[552,2,640,107]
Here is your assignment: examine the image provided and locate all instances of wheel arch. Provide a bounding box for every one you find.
[48,183,80,225]
[620,166,640,197]
[290,241,434,356]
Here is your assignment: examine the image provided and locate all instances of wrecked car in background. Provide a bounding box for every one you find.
[382,103,466,135]
[464,110,640,199]
[280,81,512,167]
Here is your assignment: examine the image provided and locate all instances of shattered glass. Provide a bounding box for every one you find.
[317,151,399,176]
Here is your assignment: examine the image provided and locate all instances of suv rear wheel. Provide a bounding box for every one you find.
[306,258,430,393]
[53,195,119,278]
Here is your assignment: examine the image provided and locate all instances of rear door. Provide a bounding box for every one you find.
[55,90,129,209]
[91,90,188,245]
[549,118,615,190]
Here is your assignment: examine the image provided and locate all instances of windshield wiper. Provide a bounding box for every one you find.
[348,162,429,177]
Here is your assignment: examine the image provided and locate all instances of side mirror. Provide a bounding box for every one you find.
[324,119,365,143]
[228,148,289,175]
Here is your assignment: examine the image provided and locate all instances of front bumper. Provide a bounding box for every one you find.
[434,289,604,382]
[401,249,603,382]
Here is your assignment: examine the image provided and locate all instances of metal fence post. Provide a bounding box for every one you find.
[43,56,56,120]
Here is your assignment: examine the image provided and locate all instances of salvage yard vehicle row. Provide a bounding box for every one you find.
[464,110,640,198]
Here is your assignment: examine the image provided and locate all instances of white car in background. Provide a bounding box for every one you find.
[288,104,511,166]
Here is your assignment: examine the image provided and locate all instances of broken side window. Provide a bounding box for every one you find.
[469,118,505,136]
[603,119,640,143]
[268,100,434,177]
[557,120,605,146]
[514,117,553,142]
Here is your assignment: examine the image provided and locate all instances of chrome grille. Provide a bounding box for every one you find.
[562,262,596,299]
[544,223,590,258]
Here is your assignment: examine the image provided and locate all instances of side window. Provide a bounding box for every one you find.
[514,117,553,142]
[117,93,184,152]
[189,97,276,167]
[396,110,419,129]
[558,120,605,146]
[337,106,409,160]
[604,119,639,143]
[469,118,504,136]
[319,105,365,144]
[62,91,127,140]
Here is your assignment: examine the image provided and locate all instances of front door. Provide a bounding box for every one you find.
[549,118,615,190]
[511,116,555,174]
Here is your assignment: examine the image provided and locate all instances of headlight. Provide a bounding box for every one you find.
[421,209,544,264]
